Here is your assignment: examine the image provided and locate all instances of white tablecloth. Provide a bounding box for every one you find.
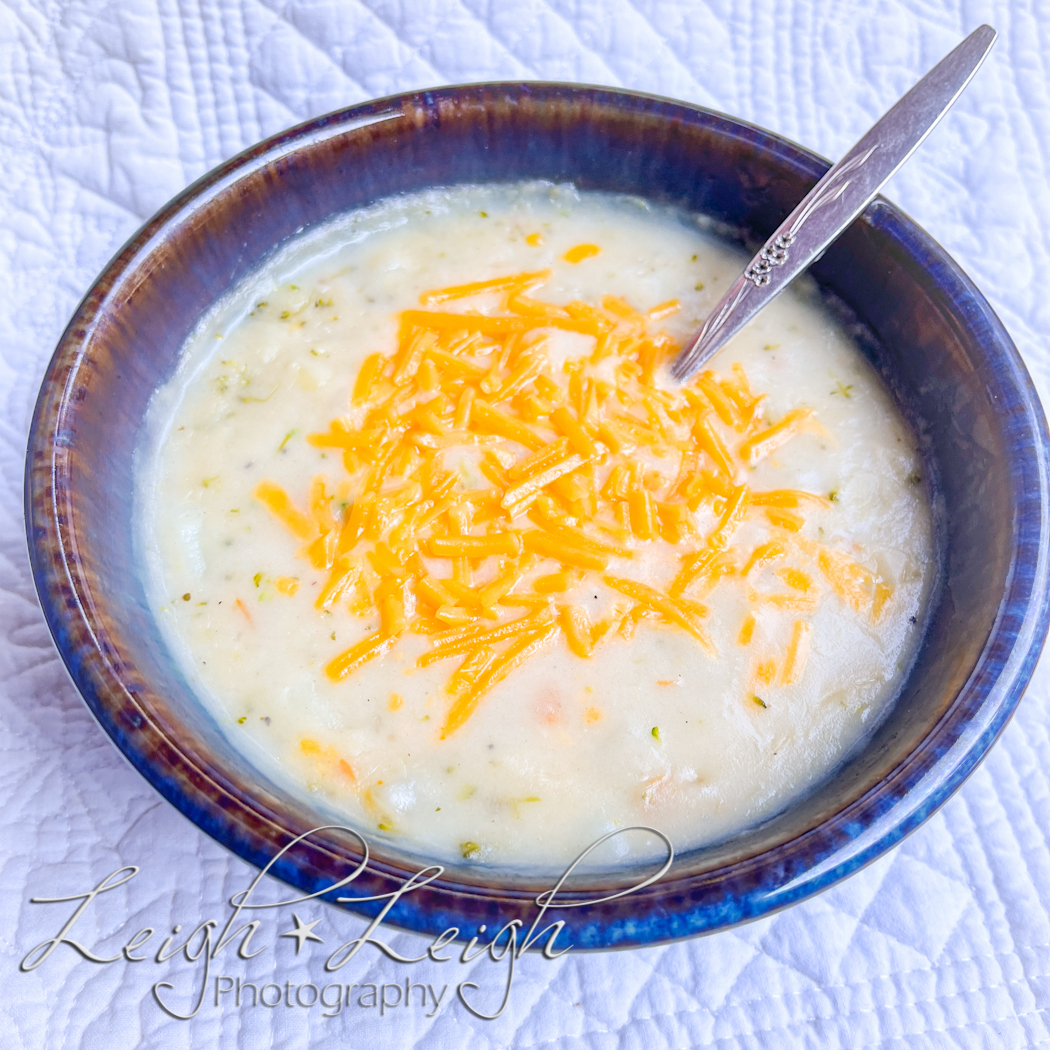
[4,2,1050,1047]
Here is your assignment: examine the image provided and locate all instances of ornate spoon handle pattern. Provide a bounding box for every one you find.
[671,24,997,382]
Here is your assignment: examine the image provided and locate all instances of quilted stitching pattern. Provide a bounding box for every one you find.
[2,2,1049,1046]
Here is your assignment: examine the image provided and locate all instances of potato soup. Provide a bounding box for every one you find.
[139,183,934,869]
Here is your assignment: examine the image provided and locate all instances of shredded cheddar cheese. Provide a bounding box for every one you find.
[253,268,893,735]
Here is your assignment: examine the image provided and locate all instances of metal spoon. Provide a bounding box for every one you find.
[670,24,997,382]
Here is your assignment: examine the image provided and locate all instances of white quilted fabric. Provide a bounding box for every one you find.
[3,2,1050,1047]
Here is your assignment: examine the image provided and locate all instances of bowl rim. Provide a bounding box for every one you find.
[24,81,1050,950]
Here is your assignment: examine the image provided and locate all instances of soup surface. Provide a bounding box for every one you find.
[140,183,934,869]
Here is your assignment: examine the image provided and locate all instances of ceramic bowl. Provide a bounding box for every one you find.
[25,83,1050,949]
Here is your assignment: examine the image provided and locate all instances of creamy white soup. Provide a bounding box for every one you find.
[139,183,934,869]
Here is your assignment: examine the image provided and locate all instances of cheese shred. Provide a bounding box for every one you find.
[250,267,891,736]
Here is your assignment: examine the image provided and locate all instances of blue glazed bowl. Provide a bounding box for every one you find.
[25,83,1050,949]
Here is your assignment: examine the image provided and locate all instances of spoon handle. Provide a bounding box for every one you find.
[670,24,997,382]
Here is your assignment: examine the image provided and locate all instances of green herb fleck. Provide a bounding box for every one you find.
[752,695,768,709]
[279,310,291,319]
[829,490,839,502]
[314,296,333,308]
[237,716,246,724]
[182,593,191,601]
[377,822,392,831]
[694,281,705,291]
[330,631,336,640]
[278,429,297,451]
[763,343,779,351]
[478,211,488,218]
[256,301,268,309]
[691,254,698,262]
[288,284,299,290]
[461,841,482,860]
[253,573,262,587]
[832,382,854,398]
[202,475,219,488]
[238,386,278,404]
[651,726,661,742]
[908,472,922,485]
